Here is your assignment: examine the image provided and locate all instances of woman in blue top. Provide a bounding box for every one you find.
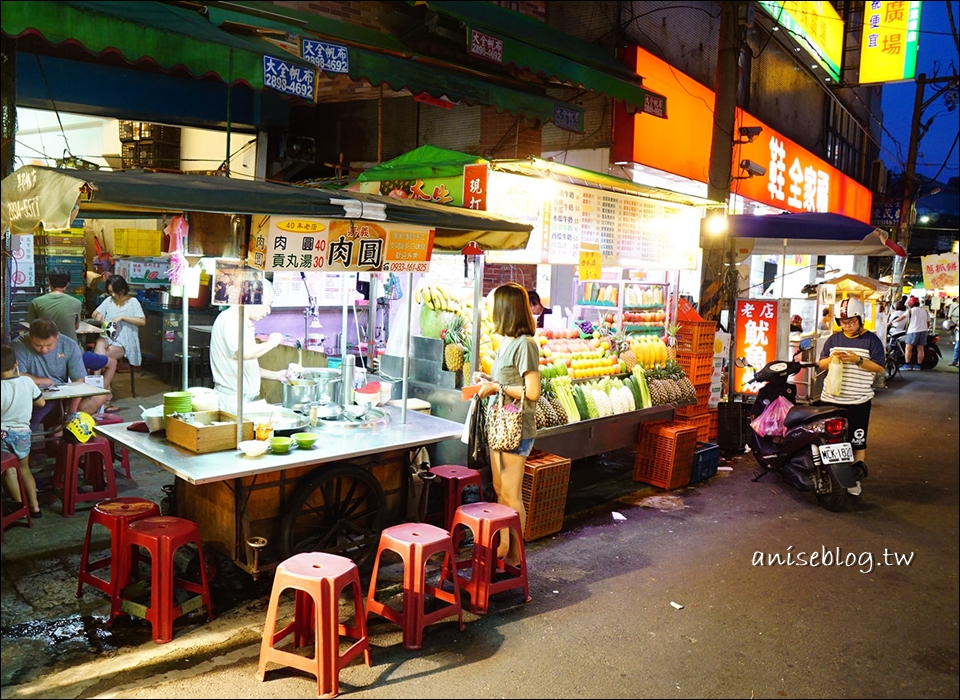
[474,283,541,566]
[817,298,885,466]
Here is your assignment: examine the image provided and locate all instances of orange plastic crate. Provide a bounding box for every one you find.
[633,422,698,490]
[522,450,571,541]
[676,321,717,355]
[677,352,713,385]
[674,382,711,417]
[676,413,711,442]
[708,408,718,441]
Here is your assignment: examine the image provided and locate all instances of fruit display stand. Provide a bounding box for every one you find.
[574,280,668,337]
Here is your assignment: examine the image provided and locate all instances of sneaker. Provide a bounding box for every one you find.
[912,365,922,371]
[949,361,958,367]
[899,364,912,372]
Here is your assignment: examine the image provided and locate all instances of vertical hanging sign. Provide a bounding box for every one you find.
[734,299,779,394]
[462,164,488,210]
[858,0,923,84]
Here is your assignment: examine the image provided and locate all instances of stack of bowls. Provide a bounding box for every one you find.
[163,391,194,422]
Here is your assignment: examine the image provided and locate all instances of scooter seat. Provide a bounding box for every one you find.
[784,404,846,430]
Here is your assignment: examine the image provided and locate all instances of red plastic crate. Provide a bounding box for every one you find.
[674,382,711,417]
[676,413,711,442]
[677,352,713,385]
[633,422,698,490]
[676,321,717,355]
[522,450,571,541]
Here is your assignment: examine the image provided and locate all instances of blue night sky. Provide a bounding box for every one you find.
[879,0,960,184]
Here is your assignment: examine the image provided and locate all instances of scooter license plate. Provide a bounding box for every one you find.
[819,443,853,464]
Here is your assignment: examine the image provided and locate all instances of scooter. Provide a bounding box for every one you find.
[885,329,941,379]
[737,354,868,512]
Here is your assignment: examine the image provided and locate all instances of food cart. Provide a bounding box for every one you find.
[1,165,532,575]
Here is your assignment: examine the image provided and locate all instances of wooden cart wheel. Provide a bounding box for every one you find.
[280,464,387,570]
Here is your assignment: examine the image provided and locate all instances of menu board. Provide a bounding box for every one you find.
[484,171,700,269]
[271,271,359,308]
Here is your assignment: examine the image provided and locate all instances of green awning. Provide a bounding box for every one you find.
[356,145,485,182]
[411,0,668,117]
[207,3,585,130]
[1,1,317,92]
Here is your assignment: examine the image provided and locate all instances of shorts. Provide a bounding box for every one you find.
[1,429,32,459]
[820,399,872,451]
[504,437,535,457]
[83,351,109,371]
[904,331,928,347]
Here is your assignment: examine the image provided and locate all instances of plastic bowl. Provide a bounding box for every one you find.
[291,432,319,449]
[238,440,270,457]
[268,436,295,454]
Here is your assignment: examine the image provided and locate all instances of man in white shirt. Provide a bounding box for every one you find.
[892,296,930,371]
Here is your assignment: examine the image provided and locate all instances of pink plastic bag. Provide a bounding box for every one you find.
[750,395,793,437]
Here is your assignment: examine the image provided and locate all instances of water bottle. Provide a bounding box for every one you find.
[341,354,355,408]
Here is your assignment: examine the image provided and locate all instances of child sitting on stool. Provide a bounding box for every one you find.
[0,345,45,518]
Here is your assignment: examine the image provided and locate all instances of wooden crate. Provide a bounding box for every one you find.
[522,450,571,541]
[166,411,253,453]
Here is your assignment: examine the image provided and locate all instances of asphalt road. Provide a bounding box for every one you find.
[2,357,957,699]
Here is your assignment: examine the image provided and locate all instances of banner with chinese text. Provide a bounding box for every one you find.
[858,0,922,85]
[247,217,435,273]
[920,253,959,290]
[734,299,780,394]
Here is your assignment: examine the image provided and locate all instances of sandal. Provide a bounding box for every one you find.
[105,405,122,413]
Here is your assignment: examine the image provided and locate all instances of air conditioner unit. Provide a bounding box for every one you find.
[279,135,317,164]
[869,160,887,194]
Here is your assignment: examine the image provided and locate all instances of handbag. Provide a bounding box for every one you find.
[460,394,489,464]
[824,354,844,395]
[485,388,524,452]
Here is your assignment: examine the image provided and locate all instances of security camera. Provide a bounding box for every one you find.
[738,125,763,141]
[739,159,767,177]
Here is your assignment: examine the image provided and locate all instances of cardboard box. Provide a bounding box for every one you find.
[165,411,253,453]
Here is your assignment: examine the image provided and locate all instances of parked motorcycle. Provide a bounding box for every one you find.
[737,355,867,512]
[885,329,942,379]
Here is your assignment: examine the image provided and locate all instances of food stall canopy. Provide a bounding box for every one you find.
[726,212,906,257]
[356,145,484,183]
[819,273,893,300]
[1,166,532,251]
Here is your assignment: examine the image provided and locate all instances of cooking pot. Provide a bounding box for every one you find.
[159,291,175,309]
[301,368,341,405]
[282,379,318,409]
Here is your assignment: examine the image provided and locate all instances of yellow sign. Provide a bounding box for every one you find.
[858,1,923,84]
[275,219,327,233]
[578,246,602,281]
[758,1,844,81]
[921,253,959,290]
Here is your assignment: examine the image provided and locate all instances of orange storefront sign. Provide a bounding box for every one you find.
[613,46,872,223]
[733,299,780,395]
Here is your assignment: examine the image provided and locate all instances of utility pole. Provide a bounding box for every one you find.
[698,1,742,322]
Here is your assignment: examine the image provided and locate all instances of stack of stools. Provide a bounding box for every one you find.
[1,452,32,542]
[54,437,117,517]
[77,497,160,603]
[92,413,131,478]
[447,502,530,615]
[365,522,464,650]
[427,464,482,548]
[258,552,371,698]
[114,516,213,643]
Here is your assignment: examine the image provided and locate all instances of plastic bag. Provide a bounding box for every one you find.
[749,395,793,437]
[824,354,844,396]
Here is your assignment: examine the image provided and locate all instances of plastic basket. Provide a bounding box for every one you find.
[676,321,717,355]
[114,228,162,256]
[677,352,713,385]
[676,413,711,442]
[136,143,180,169]
[716,400,754,453]
[708,408,718,441]
[633,422,698,490]
[674,382,711,417]
[690,442,720,483]
[522,450,571,541]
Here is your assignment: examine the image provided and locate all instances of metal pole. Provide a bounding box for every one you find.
[893,73,925,288]
[182,273,190,390]
[367,274,378,370]
[400,272,414,424]
[236,304,245,445]
[341,273,349,358]
[471,255,484,382]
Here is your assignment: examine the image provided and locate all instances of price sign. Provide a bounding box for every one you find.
[579,246,602,281]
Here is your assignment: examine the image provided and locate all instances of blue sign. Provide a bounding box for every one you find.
[263,55,316,101]
[553,104,584,134]
[301,39,350,74]
[871,201,900,228]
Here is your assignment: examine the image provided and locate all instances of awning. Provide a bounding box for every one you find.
[1,166,532,252]
[411,0,668,117]
[818,274,893,300]
[727,212,907,257]
[206,3,586,129]
[1,1,317,92]
[356,145,484,183]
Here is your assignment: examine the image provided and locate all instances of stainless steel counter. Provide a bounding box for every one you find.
[96,405,463,486]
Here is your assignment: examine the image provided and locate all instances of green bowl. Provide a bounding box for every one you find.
[292,432,319,449]
[268,436,295,454]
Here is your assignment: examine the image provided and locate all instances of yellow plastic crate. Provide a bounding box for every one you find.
[114,228,162,256]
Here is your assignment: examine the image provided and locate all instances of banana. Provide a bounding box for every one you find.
[414,286,423,304]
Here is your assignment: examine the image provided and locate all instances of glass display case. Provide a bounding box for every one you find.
[574,279,668,336]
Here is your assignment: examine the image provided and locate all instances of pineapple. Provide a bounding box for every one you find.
[665,323,681,362]
[443,314,466,372]
[547,392,567,424]
[535,396,549,429]
[611,329,638,372]
[462,329,473,382]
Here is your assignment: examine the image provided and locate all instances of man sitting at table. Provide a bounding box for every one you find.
[11,319,110,429]
[27,267,118,391]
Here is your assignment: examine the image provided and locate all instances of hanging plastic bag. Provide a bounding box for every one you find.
[824,353,844,397]
[750,395,793,437]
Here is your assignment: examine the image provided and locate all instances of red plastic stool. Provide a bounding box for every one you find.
[365,522,464,650]
[54,437,117,517]
[115,516,214,643]
[92,413,131,478]
[448,502,531,615]
[76,497,161,602]
[1,451,32,542]
[428,465,483,532]
[258,552,372,698]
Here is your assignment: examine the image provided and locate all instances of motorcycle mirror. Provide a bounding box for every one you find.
[734,357,750,369]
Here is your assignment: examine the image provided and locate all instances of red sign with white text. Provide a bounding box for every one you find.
[734,299,779,394]
[462,163,488,211]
